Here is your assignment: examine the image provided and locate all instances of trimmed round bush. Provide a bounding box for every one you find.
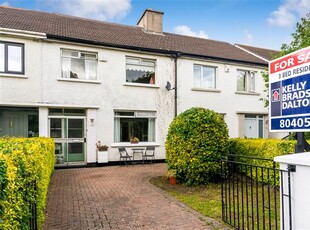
[166,107,229,185]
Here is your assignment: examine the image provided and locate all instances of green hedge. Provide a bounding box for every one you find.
[166,107,229,185]
[0,137,55,230]
[228,138,296,185]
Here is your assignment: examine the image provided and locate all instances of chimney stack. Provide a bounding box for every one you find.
[137,9,164,34]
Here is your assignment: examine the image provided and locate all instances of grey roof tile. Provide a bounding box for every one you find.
[0,6,267,66]
[235,44,280,61]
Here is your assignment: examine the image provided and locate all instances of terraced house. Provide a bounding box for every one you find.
[0,6,281,166]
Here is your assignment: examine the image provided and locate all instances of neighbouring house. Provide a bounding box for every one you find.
[0,6,283,166]
[235,44,280,62]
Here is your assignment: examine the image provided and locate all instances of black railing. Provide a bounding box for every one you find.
[29,180,37,230]
[221,154,292,230]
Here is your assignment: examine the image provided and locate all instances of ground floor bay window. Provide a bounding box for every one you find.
[114,111,156,143]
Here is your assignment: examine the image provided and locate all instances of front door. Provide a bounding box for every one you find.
[50,118,86,165]
[0,113,26,137]
[244,118,257,138]
[0,108,39,137]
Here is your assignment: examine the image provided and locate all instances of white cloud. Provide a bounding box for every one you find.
[39,0,131,21]
[267,0,310,27]
[244,30,254,44]
[174,25,208,39]
[0,1,10,6]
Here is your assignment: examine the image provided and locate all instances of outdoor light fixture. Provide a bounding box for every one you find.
[90,118,94,126]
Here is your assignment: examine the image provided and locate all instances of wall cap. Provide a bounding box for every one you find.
[274,152,310,167]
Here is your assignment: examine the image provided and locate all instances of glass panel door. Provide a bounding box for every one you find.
[50,117,86,165]
[67,119,85,162]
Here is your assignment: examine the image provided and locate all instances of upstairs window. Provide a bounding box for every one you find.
[0,41,24,74]
[193,65,216,89]
[126,57,156,84]
[61,50,97,80]
[237,70,255,92]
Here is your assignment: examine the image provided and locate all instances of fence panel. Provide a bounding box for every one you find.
[221,155,292,230]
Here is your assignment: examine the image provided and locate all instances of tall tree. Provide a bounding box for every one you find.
[261,13,310,107]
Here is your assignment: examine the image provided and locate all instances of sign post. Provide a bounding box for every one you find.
[269,46,310,152]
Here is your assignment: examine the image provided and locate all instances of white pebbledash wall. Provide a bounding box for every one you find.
[274,152,310,230]
[0,34,282,164]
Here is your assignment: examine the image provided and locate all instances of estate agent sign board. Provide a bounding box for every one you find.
[269,46,310,132]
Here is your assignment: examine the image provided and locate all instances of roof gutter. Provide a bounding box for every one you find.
[46,34,268,67]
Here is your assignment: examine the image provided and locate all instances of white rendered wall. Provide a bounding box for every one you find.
[86,109,97,163]
[177,58,269,138]
[274,152,310,230]
[0,34,284,162]
[40,42,175,162]
[0,37,43,103]
[38,107,48,137]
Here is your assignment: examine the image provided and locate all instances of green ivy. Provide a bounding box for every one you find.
[166,107,229,186]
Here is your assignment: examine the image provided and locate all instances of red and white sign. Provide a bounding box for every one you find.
[269,46,310,132]
[270,46,310,74]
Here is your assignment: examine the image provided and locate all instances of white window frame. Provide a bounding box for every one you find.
[61,49,98,80]
[0,41,24,74]
[114,110,156,143]
[193,64,217,89]
[237,70,256,92]
[125,56,156,85]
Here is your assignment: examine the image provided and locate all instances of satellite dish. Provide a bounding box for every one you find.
[166,81,171,91]
[166,81,175,91]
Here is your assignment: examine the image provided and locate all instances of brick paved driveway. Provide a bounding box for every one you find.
[43,163,226,230]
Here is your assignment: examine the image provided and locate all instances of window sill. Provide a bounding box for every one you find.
[191,88,221,93]
[235,91,260,96]
[0,73,27,79]
[57,78,101,84]
[123,83,160,88]
[111,142,160,148]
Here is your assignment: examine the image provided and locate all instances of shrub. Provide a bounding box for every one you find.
[0,137,55,230]
[166,107,229,185]
[228,138,295,185]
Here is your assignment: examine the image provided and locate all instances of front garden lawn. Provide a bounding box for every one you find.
[150,176,223,222]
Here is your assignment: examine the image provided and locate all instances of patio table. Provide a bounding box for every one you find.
[132,148,145,163]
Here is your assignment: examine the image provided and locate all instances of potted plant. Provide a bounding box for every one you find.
[166,169,177,185]
[96,141,109,163]
[96,141,109,151]
[130,136,139,144]
[56,155,64,164]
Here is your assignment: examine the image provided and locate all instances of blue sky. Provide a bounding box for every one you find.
[1,0,309,50]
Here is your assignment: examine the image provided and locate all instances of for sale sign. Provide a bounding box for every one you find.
[269,46,310,132]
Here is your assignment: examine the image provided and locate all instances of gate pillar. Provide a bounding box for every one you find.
[275,152,310,230]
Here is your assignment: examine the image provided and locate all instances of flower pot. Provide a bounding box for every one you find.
[130,140,139,144]
[97,150,109,163]
[97,146,109,151]
[169,176,177,185]
[56,156,64,164]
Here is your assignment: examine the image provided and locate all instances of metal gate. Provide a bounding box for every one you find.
[221,155,293,230]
